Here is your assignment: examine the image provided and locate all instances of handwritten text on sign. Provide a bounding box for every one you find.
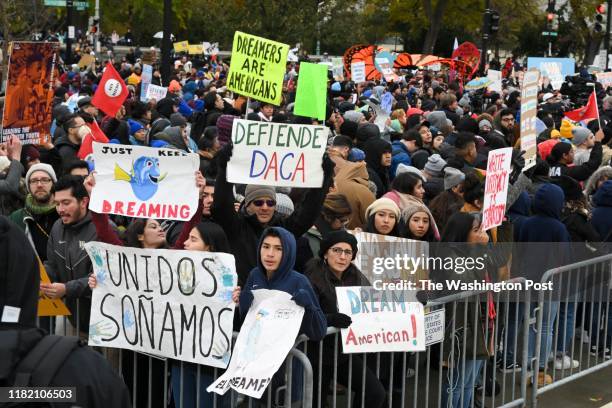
[89,143,199,221]
[520,69,540,171]
[336,287,425,353]
[85,242,237,368]
[482,147,512,231]
[226,31,289,106]
[227,119,328,187]
[208,290,304,398]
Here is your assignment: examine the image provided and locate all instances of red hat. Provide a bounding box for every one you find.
[537,139,559,162]
[406,107,424,117]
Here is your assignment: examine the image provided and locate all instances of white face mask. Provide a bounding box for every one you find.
[77,124,92,140]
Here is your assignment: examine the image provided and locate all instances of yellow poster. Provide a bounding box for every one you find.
[187,44,203,55]
[173,41,189,53]
[38,260,71,317]
[226,31,289,106]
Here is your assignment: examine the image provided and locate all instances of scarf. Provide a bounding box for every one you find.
[25,194,56,215]
[394,191,440,240]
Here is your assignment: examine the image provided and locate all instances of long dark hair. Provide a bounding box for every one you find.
[392,172,422,195]
[403,212,436,242]
[440,212,480,242]
[194,221,230,252]
[364,213,400,237]
[124,218,168,249]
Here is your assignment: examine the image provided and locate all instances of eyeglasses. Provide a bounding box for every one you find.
[29,178,53,185]
[252,199,276,207]
[330,247,353,257]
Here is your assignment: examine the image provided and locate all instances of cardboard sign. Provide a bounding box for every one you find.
[89,143,199,221]
[227,119,328,187]
[77,54,95,69]
[351,61,366,83]
[173,41,189,53]
[336,286,425,353]
[527,57,575,89]
[85,242,237,367]
[208,289,304,398]
[188,44,204,55]
[145,84,167,101]
[481,147,512,231]
[226,31,289,106]
[38,260,71,317]
[1,42,59,144]
[140,64,153,103]
[487,69,502,93]
[424,308,445,346]
[520,69,540,171]
[597,72,612,90]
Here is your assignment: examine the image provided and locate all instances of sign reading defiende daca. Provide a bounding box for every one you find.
[227,119,328,187]
[226,31,289,106]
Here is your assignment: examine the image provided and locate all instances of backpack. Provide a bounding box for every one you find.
[13,335,82,387]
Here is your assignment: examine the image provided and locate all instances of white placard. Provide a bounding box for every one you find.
[86,242,237,368]
[89,143,199,221]
[145,84,168,101]
[487,69,502,93]
[481,147,512,231]
[207,289,304,398]
[424,308,445,346]
[351,61,366,83]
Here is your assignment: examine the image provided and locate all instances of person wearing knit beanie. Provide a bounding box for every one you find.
[364,197,401,235]
[401,203,436,241]
[216,114,237,146]
[444,167,465,190]
[318,230,358,260]
[275,193,294,218]
[559,119,574,139]
[538,138,560,162]
[424,154,447,177]
[571,127,592,146]
[25,163,57,195]
[21,145,41,170]
[242,184,277,224]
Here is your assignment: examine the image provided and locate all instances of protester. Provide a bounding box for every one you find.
[364,197,401,236]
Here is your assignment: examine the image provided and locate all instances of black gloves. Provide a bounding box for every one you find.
[322,154,336,177]
[509,149,526,184]
[327,313,352,329]
[217,143,234,169]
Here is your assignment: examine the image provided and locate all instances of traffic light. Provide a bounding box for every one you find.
[595,3,607,33]
[91,18,99,34]
[483,9,500,35]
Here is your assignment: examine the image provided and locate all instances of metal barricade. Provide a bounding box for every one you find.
[530,253,612,407]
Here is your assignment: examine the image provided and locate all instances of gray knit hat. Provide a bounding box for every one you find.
[571,127,591,146]
[244,184,277,206]
[275,193,294,217]
[25,163,57,194]
[424,154,447,177]
[444,167,465,190]
[478,119,492,130]
[343,110,365,124]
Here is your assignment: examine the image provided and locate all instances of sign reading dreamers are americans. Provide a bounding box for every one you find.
[85,242,237,368]
[89,143,199,221]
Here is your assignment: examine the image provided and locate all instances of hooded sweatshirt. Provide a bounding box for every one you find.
[592,180,612,241]
[363,138,392,198]
[507,191,530,242]
[334,162,375,229]
[239,227,327,341]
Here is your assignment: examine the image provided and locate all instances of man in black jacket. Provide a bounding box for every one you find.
[213,143,335,285]
[0,215,131,408]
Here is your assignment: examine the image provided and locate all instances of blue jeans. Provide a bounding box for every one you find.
[442,359,485,408]
[528,302,560,369]
[556,302,576,355]
[171,361,229,408]
[504,302,525,364]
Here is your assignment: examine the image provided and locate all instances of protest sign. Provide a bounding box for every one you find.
[336,287,425,353]
[226,31,289,106]
[351,61,366,83]
[351,231,428,283]
[487,69,502,93]
[208,289,304,398]
[527,57,575,89]
[375,57,399,82]
[227,119,328,188]
[365,100,389,132]
[2,42,59,144]
[173,41,189,53]
[85,242,237,367]
[203,42,220,56]
[140,64,153,103]
[77,54,95,69]
[188,43,204,55]
[331,57,344,79]
[424,308,445,346]
[145,84,168,101]
[520,68,540,171]
[89,143,199,221]
[597,72,612,90]
[481,147,512,231]
[38,260,70,317]
[142,49,158,65]
[293,62,328,121]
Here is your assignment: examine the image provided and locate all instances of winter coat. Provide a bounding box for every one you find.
[592,180,612,242]
[334,162,375,229]
[9,202,59,261]
[239,227,327,341]
[0,160,25,216]
[390,141,411,179]
[364,138,392,198]
[54,135,80,165]
[548,142,603,181]
[44,212,97,332]
[213,166,332,286]
[584,166,612,206]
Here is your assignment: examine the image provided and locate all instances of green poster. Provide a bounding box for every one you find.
[293,62,328,121]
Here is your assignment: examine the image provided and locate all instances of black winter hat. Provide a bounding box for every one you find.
[551,175,583,201]
[319,230,358,260]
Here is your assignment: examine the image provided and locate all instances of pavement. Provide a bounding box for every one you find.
[537,364,612,408]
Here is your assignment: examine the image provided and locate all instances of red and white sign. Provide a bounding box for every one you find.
[482,147,512,231]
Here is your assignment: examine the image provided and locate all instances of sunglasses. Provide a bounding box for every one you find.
[252,199,276,207]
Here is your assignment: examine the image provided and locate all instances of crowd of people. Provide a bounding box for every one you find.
[1,47,612,408]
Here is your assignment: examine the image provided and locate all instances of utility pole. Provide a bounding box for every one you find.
[160,0,172,85]
[94,0,100,53]
[606,0,612,69]
[66,0,73,64]
[479,0,491,76]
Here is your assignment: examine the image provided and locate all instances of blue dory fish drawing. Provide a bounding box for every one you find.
[114,156,167,201]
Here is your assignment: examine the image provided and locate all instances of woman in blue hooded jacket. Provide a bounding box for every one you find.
[239,226,327,340]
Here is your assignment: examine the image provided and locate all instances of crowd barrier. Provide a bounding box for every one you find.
[38,254,612,407]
